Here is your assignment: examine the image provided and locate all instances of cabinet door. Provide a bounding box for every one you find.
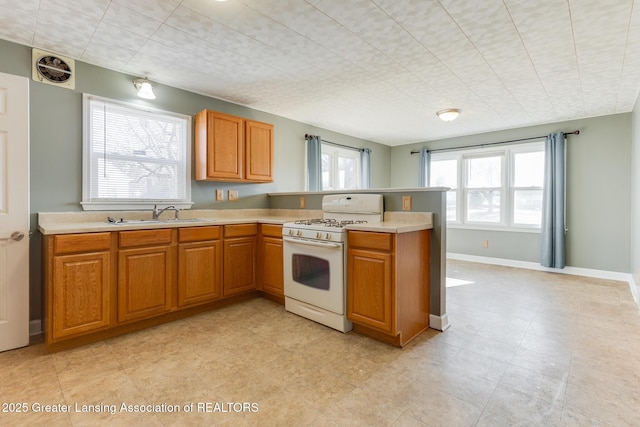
[51,251,111,340]
[223,236,256,296]
[245,120,273,182]
[347,248,393,333]
[260,236,283,296]
[195,110,244,180]
[178,240,222,307]
[118,245,174,323]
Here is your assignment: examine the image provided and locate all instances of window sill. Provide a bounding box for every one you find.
[447,223,541,234]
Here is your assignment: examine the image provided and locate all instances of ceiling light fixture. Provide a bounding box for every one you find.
[133,78,156,99]
[436,109,461,122]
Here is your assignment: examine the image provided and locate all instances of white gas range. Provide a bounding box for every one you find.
[282,194,383,332]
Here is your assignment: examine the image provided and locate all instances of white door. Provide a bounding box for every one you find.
[0,72,29,352]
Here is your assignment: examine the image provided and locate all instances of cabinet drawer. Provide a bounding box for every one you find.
[54,232,112,254]
[348,231,393,252]
[119,229,173,248]
[179,226,221,243]
[260,224,282,238]
[224,223,258,238]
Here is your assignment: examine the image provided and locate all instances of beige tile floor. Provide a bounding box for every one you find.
[2,260,640,426]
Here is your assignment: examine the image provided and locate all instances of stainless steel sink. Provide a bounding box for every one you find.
[106,219,163,225]
[106,218,209,225]
[160,218,207,223]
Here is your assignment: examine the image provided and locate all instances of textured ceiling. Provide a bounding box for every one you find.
[1,0,639,146]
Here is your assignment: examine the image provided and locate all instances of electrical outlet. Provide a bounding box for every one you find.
[215,189,224,201]
[299,197,306,209]
[482,240,489,248]
[228,190,238,201]
[402,196,412,211]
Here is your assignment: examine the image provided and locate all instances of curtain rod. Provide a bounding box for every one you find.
[305,133,365,152]
[410,130,580,155]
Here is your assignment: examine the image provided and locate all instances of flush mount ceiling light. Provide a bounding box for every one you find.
[133,78,156,99]
[436,108,461,122]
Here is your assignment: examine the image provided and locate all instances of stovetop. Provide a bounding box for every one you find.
[292,218,369,228]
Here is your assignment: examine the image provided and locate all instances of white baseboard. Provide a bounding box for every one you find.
[447,253,639,309]
[29,319,42,336]
[429,313,451,332]
[630,275,640,306]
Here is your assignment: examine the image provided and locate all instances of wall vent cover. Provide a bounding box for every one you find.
[32,48,75,89]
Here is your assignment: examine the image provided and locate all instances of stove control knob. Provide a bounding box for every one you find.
[296,230,302,237]
[326,233,332,240]
[288,229,294,236]
[316,232,322,239]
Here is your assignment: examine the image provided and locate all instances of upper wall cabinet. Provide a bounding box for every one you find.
[195,110,274,182]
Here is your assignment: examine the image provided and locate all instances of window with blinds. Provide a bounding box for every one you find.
[81,95,191,210]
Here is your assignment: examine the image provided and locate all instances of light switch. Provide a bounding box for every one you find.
[402,196,412,211]
[215,189,224,201]
[299,197,306,209]
[228,190,238,201]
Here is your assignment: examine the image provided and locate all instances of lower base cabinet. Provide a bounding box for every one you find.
[223,224,257,296]
[117,228,176,324]
[258,224,284,299]
[42,222,284,351]
[347,229,430,347]
[177,226,222,307]
[45,232,116,342]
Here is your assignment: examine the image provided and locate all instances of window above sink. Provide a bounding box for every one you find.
[81,94,193,211]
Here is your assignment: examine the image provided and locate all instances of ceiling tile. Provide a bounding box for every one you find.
[0,0,639,145]
[101,2,162,38]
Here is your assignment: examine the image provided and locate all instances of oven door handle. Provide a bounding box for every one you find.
[283,236,342,249]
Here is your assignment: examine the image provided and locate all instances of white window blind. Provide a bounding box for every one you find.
[82,95,191,210]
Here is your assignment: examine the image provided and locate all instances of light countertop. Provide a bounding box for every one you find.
[38,209,433,235]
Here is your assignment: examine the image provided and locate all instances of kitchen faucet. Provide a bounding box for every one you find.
[152,204,178,220]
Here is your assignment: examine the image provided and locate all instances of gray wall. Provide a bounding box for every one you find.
[631,97,640,295]
[0,39,392,321]
[390,114,632,273]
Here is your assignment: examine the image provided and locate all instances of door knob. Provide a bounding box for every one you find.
[11,231,24,241]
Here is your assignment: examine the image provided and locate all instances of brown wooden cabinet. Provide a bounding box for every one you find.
[195,110,273,182]
[223,224,258,296]
[347,229,430,347]
[258,224,284,301]
[245,120,274,181]
[178,226,222,307]
[44,232,116,342]
[43,222,275,351]
[117,229,176,324]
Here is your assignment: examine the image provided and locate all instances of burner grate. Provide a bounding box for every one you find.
[292,218,369,228]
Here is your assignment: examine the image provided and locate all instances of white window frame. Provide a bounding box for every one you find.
[509,144,545,228]
[430,141,544,232]
[321,143,361,191]
[81,94,192,211]
[463,151,507,226]
[429,152,460,223]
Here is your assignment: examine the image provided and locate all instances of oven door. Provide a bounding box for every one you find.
[283,236,345,314]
